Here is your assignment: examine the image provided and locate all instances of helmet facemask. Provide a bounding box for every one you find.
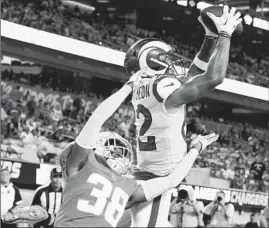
[94,132,133,175]
[156,49,186,77]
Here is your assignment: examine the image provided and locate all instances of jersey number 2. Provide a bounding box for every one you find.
[136,104,157,151]
[77,173,129,227]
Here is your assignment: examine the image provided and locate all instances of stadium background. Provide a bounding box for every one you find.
[1,0,269,226]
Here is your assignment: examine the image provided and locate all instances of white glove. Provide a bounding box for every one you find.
[190,133,219,153]
[2,205,49,225]
[207,5,242,36]
[125,70,142,90]
[198,16,218,37]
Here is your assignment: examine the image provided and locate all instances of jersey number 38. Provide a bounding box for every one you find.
[77,173,129,227]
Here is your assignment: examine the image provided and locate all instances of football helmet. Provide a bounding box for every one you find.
[94,132,133,175]
[124,38,185,77]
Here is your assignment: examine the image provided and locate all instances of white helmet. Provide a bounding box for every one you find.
[124,38,185,77]
[94,132,133,175]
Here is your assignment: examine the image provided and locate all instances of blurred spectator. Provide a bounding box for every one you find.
[40,102,51,120]
[27,95,37,117]
[5,119,19,139]
[19,126,34,144]
[50,103,63,122]
[26,118,37,132]
[9,86,22,103]
[230,172,245,189]
[7,101,21,129]
[250,154,266,191]
[245,212,260,228]
[1,0,268,87]
[1,166,23,228]
[250,155,266,180]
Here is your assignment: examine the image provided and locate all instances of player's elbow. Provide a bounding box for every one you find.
[215,76,224,85]
[204,70,225,87]
[206,77,224,89]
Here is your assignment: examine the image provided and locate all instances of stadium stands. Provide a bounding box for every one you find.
[1,0,268,194]
[1,0,268,87]
[1,63,268,193]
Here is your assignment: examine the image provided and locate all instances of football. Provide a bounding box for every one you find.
[201,6,243,35]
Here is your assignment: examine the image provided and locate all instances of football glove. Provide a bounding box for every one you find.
[2,205,49,225]
[125,70,142,90]
[190,133,219,153]
[207,5,242,36]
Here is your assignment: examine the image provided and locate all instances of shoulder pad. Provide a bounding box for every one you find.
[152,75,181,102]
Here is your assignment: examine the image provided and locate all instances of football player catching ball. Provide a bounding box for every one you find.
[124,5,242,227]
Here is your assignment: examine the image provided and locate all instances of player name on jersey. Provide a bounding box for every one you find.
[132,84,150,101]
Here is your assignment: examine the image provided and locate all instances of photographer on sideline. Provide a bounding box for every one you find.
[169,186,204,227]
[204,191,234,227]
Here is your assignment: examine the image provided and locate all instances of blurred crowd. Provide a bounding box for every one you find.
[1,64,269,193]
[1,67,136,165]
[1,0,269,194]
[186,109,269,193]
[1,0,269,87]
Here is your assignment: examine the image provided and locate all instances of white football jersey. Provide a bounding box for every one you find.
[132,73,187,176]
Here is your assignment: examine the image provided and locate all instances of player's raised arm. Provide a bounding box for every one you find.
[187,16,218,76]
[67,72,141,170]
[165,6,242,108]
[126,133,219,208]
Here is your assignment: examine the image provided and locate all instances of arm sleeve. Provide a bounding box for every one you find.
[75,85,132,148]
[139,148,199,201]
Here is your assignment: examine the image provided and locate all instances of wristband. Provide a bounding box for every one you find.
[218,31,231,40]
[193,56,208,71]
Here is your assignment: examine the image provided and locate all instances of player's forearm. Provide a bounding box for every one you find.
[140,148,199,201]
[76,85,132,147]
[188,36,218,75]
[202,36,230,86]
